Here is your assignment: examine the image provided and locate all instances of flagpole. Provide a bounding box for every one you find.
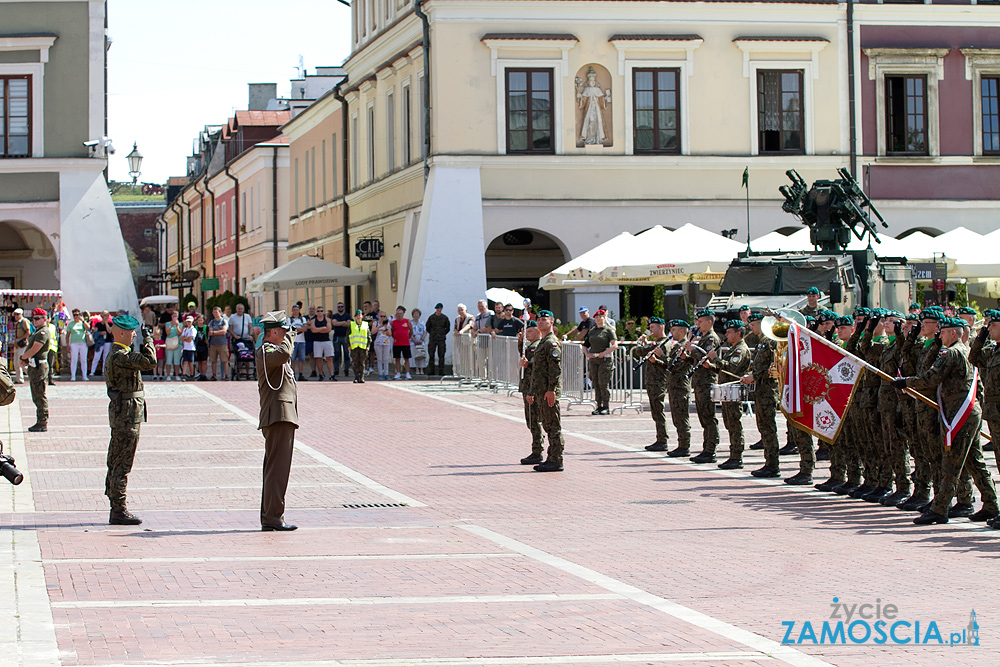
[743,166,751,252]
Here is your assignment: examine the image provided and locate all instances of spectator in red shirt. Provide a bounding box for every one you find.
[390,306,413,380]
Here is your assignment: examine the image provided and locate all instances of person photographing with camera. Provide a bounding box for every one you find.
[104,315,156,525]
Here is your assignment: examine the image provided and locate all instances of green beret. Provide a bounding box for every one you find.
[958,306,977,315]
[536,310,554,318]
[817,310,837,323]
[806,286,820,295]
[695,309,714,319]
[853,307,870,318]
[986,309,1000,320]
[926,305,944,313]
[112,314,140,330]
[920,310,941,321]
[668,319,690,328]
[648,316,665,325]
[940,317,965,329]
[910,302,921,310]
[739,305,750,312]
[725,319,745,332]
[747,313,763,322]
[905,313,919,321]
[835,316,853,327]
[805,316,816,324]
[355,309,363,315]
[526,320,538,328]
[886,310,903,319]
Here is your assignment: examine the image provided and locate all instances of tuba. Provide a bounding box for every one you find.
[760,309,807,382]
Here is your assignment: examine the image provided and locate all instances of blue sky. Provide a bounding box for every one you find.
[107,0,352,184]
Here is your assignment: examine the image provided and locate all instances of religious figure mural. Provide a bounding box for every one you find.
[575,64,613,147]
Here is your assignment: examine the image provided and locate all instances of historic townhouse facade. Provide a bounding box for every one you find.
[0,0,135,310]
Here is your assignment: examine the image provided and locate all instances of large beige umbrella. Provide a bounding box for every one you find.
[538,231,637,290]
[597,224,743,285]
[246,255,369,293]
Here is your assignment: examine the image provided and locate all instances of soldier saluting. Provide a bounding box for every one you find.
[104,314,156,525]
[526,310,564,472]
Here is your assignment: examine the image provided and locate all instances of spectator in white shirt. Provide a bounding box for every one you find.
[180,316,197,379]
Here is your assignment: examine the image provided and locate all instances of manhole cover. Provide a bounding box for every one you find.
[342,503,409,509]
[628,500,692,505]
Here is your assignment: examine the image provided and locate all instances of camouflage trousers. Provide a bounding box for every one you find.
[106,424,140,510]
[645,381,668,444]
[721,402,744,460]
[878,388,911,493]
[667,385,691,450]
[930,410,998,515]
[28,364,48,425]
[754,379,780,468]
[588,358,614,410]
[351,348,368,378]
[522,393,544,455]
[912,403,940,496]
[692,381,719,453]
[987,419,1000,470]
[534,395,565,463]
[853,388,882,485]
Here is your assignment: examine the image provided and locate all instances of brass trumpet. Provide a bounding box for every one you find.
[760,308,807,383]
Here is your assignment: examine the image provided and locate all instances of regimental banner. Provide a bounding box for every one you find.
[780,323,865,444]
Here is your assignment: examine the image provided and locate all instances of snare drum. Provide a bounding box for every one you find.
[710,382,750,402]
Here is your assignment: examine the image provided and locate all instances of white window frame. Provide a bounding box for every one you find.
[351,113,359,188]
[623,60,693,156]
[401,79,412,166]
[961,49,1000,157]
[386,87,396,171]
[294,158,300,215]
[864,48,948,158]
[0,36,54,158]
[418,71,427,159]
[221,202,228,238]
[366,101,376,181]
[494,60,566,155]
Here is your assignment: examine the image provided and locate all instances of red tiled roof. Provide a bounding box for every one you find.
[258,135,290,145]
[167,176,188,187]
[233,110,291,126]
[609,34,703,42]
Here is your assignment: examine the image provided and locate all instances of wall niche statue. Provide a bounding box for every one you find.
[575,64,612,147]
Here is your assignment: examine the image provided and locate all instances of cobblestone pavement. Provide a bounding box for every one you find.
[2,378,996,667]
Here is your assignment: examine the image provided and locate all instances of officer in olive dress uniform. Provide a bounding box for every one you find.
[634,317,671,451]
[104,315,156,525]
[744,314,782,477]
[685,309,722,463]
[527,310,564,472]
[256,311,299,531]
[706,320,751,469]
[19,308,51,432]
[517,320,545,464]
[894,317,999,525]
[584,309,618,415]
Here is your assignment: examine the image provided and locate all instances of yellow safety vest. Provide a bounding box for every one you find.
[349,320,369,349]
[47,323,58,352]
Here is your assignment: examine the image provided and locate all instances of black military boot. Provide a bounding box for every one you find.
[666,447,690,457]
[27,423,47,432]
[969,507,999,522]
[689,452,716,464]
[880,489,910,507]
[862,487,891,503]
[815,446,830,461]
[109,509,142,525]
[533,459,563,472]
[749,440,764,451]
[848,484,873,499]
[718,458,743,470]
[778,443,797,455]
[520,453,543,465]
[645,442,667,452]
[814,478,842,492]
[751,465,781,478]
[913,510,948,525]
[947,502,974,518]
[898,491,930,511]
[784,471,813,486]
[833,481,860,495]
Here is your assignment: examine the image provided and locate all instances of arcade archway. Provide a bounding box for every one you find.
[485,228,568,312]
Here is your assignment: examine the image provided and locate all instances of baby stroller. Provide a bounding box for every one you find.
[231,342,257,381]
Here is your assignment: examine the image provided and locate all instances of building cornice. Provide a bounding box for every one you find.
[0,34,57,62]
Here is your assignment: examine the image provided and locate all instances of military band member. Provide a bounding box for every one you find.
[743,315,781,477]
[256,311,299,531]
[19,308,51,432]
[706,320,751,469]
[634,317,671,451]
[527,311,564,472]
[517,321,545,464]
[894,317,999,525]
[584,309,618,415]
[798,286,822,319]
[744,313,766,452]
[685,310,722,463]
[664,319,694,457]
[738,305,751,327]
[104,315,156,525]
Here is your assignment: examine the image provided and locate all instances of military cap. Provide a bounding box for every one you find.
[526,320,538,328]
[260,310,291,330]
[31,307,47,318]
[909,302,921,311]
[853,307,870,318]
[739,305,751,312]
[925,305,944,312]
[725,319,745,331]
[695,308,715,319]
[871,308,887,317]
[806,286,820,295]
[805,316,816,325]
[817,310,837,323]
[536,309,554,318]
[648,316,665,325]
[434,302,444,309]
[112,314,140,330]
[594,309,607,316]
[747,312,763,322]
[355,309,363,315]
[939,317,965,329]
[920,309,941,321]
[835,316,853,327]
[957,306,977,315]
[668,318,689,328]
[985,309,1000,320]
[905,313,919,322]
[885,309,903,319]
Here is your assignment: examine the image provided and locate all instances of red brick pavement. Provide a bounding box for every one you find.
[2,379,996,667]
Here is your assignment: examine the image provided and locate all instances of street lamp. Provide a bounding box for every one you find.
[127,142,143,185]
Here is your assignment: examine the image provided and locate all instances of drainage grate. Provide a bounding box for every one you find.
[628,500,692,505]
[342,503,409,509]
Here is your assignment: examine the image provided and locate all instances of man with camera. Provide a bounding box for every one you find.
[19,308,51,432]
[104,315,156,525]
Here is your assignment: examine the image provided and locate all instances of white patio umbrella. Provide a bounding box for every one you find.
[596,224,743,284]
[246,255,369,293]
[538,231,637,290]
[139,295,180,307]
[485,287,526,307]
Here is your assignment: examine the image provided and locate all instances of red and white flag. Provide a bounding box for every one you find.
[938,367,979,451]
[780,323,866,444]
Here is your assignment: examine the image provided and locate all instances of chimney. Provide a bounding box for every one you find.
[248,83,277,111]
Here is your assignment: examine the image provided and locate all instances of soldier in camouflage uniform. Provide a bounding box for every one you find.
[970,309,1000,474]
[857,311,897,503]
[634,316,671,451]
[707,320,751,468]
[798,286,822,319]
[816,316,861,491]
[527,310,564,472]
[103,315,156,525]
[876,313,912,506]
[744,314,782,477]
[584,309,618,415]
[686,309,722,463]
[517,320,545,464]
[664,320,693,457]
[895,317,999,525]
[18,308,51,432]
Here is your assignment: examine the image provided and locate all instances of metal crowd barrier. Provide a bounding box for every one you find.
[444,333,478,385]
[558,340,592,409]
[606,342,645,415]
